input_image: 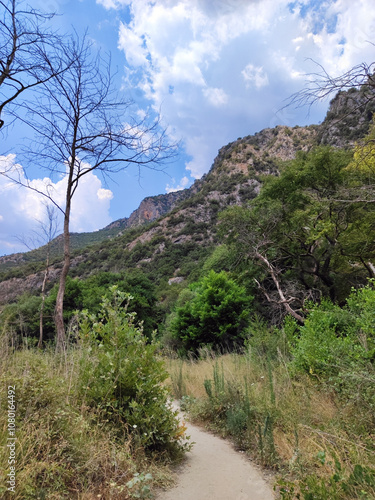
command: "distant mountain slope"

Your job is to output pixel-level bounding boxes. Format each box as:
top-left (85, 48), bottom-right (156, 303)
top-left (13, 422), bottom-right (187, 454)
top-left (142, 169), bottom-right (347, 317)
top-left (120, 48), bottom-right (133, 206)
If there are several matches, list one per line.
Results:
top-left (0, 84), bottom-right (374, 304)
top-left (0, 189), bottom-right (192, 272)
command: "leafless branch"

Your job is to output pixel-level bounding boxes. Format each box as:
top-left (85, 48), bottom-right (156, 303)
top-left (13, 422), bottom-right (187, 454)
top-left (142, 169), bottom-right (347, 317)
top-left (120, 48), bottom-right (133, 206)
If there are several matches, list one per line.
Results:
top-left (286, 58), bottom-right (375, 111)
top-left (0, 0), bottom-right (72, 131)
top-left (6, 31), bottom-right (178, 349)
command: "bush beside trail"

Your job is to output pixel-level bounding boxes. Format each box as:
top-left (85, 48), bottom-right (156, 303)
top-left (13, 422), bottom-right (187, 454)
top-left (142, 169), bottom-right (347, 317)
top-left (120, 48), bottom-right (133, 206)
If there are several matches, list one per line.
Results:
top-left (0, 288), bottom-right (190, 499)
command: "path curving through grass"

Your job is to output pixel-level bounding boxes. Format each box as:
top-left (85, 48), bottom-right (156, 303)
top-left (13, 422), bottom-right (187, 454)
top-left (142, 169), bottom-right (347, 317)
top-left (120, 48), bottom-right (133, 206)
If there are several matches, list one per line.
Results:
top-left (156, 404), bottom-right (275, 500)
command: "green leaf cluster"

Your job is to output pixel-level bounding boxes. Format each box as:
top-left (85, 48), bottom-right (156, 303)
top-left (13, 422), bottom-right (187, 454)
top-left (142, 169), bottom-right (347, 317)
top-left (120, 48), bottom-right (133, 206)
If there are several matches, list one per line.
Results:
top-left (168, 270), bottom-right (252, 354)
top-left (220, 145), bottom-right (375, 316)
top-left (1, 271), bottom-right (159, 343)
top-left (289, 280), bottom-right (375, 418)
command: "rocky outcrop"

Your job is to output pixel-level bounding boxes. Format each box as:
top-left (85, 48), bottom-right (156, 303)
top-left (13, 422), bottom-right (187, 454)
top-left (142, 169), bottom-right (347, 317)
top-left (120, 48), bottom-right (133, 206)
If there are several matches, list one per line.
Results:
top-left (105, 190), bottom-right (192, 233)
top-left (318, 85), bottom-right (375, 147)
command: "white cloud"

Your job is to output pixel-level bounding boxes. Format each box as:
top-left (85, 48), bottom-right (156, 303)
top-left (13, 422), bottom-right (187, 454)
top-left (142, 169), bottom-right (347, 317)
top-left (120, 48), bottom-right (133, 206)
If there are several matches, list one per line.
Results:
top-left (97, 0), bottom-right (130, 9)
top-left (92, 1), bottom-right (375, 184)
top-left (118, 22), bottom-right (148, 66)
top-left (166, 175), bottom-right (190, 193)
top-left (97, 188), bottom-right (114, 201)
top-left (203, 87), bottom-right (229, 106)
top-left (0, 155), bottom-right (114, 253)
top-left (242, 64), bottom-right (269, 89)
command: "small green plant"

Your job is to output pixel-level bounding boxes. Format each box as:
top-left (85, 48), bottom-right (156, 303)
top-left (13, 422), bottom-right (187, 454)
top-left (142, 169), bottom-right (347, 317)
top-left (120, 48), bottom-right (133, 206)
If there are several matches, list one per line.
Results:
top-left (78, 286), bottom-right (190, 454)
top-left (172, 361), bottom-right (186, 399)
top-left (126, 473), bottom-right (153, 499)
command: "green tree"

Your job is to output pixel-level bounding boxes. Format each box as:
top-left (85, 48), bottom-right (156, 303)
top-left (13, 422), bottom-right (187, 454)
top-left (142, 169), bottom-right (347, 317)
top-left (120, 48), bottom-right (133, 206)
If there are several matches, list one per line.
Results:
top-left (80, 271), bottom-right (159, 339)
top-left (220, 146), bottom-right (375, 321)
top-left (169, 270), bottom-right (252, 353)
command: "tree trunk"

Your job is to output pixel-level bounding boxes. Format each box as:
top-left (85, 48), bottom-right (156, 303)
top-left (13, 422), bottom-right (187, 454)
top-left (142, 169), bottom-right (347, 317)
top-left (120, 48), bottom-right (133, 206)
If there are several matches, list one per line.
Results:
top-left (55, 217), bottom-right (70, 351)
top-left (38, 245), bottom-right (50, 349)
top-left (255, 251), bottom-right (305, 323)
top-left (54, 177), bottom-right (73, 352)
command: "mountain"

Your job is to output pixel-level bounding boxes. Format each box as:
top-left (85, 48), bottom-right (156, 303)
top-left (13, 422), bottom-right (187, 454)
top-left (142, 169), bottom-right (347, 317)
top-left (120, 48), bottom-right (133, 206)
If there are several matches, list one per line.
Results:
top-left (0, 84), bottom-right (374, 305)
top-left (0, 189), bottom-right (193, 271)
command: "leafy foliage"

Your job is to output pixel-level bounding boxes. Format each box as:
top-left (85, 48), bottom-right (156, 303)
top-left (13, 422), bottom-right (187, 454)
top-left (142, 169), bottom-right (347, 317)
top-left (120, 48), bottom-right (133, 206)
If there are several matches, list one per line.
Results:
top-left (168, 270), bottom-right (252, 354)
top-left (220, 145), bottom-right (375, 322)
top-left (78, 286), bottom-right (190, 453)
top-left (291, 280), bottom-right (375, 378)
top-left (0, 271), bottom-right (160, 343)
top-left (289, 280), bottom-right (375, 431)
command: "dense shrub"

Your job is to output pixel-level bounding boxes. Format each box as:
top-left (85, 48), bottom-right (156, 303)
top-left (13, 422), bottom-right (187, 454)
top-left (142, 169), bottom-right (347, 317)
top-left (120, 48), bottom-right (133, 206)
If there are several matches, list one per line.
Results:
top-left (0, 294), bottom-right (42, 343)
top-left (168, 270), bottom-right (252, 354)
top-left (289, 280), bottom-right (375, 428)
top-left (0, 324), bottom-right (185, 498)
top-left (290, 281), bottom-right (375, 376)
top-left (0, 271), bottom-right (160, 344)
top-left (78, 286), bottom-right (190, 453)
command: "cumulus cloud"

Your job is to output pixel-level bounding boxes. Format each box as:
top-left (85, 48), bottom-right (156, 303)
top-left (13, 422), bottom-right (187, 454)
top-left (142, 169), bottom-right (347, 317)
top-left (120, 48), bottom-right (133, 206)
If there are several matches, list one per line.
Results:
top-left (0, 155), bottom-right (114, 253)
top-left (62, 1), bottom-right (375, 192)
top-left (103, 0), bottom-right (375, 184)
top-left (242, 64), bottom-right (269, 89)
top-left (97, 0), bottom-right (130, 9)
top-left (166, 175), bottom-right (190, 193)
top-left (203, 87), bottom-right (229, 106)
top-left (118, 22), bottom-right (148, 66)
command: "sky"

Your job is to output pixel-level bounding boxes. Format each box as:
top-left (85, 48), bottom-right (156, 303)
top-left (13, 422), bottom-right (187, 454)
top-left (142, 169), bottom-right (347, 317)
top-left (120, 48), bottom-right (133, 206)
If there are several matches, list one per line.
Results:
top-left (1, 0), bottom-right (375, 255)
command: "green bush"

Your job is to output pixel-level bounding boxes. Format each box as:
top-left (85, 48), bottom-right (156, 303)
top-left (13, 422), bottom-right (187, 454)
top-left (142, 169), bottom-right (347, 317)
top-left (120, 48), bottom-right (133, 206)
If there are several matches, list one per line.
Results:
top-left (290, 299), bottom-right (354, 377)
top-left (78, 286), bottom-right (190, 454)
top-left (0, 294), bottom-right (42, 342)
top-left (289, 281), bottom-right (375, 429)
top-left (169, 271), bottom-right (252, 354)
top-left (291, 281), bottom-right (375, 377)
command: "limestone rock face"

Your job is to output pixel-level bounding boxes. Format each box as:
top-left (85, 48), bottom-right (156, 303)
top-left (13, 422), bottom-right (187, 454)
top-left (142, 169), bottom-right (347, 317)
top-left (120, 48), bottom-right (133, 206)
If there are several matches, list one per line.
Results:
top-left (168, 277), bottom-right (185, 285)
top-left (106, 190), bottom-right (191, 233)
top-left (318, 85), bottom-right (375, 147)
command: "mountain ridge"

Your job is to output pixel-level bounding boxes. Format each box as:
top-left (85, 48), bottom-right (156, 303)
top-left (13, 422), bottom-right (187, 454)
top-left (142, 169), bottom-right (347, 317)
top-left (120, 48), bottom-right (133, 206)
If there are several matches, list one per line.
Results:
top-left (1, 83), bottom-right (375, 304)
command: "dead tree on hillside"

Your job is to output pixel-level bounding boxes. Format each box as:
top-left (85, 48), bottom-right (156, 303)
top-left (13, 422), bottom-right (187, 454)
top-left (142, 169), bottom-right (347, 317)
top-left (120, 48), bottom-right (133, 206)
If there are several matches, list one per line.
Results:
top-left (286, 59), bottom-right (375, 111)
top-left (16, 203), bottom-right (59, 348)
top-left (15, 33), bottom-right (177, 351)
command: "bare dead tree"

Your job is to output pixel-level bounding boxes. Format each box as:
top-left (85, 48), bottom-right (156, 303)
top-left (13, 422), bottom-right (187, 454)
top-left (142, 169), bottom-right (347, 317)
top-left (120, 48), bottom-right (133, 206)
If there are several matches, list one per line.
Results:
top-left (0, 0), bottom-right (70, 132)
top-left (12, 33), bottom-right (177, 350)
top-left (36, 204), bottom-right (59, 348)
top-left (286, 59), bottom-right (375, 111)
top-left (253, 253), bottom-right (305, 323)
top-left (220, 205), bottom-right (307, 323)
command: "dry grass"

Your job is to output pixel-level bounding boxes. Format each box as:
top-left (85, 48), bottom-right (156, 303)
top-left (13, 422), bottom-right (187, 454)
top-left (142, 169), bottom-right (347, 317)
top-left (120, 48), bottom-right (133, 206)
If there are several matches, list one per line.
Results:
top-left (0, 344), bottom-right (175, 499)
top-left (166, 351), bottom-right (375, 499)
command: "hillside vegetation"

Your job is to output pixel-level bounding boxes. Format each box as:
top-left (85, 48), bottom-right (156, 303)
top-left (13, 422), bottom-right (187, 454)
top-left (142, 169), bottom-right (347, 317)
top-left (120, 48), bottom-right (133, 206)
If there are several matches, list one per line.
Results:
top-left (1, 84), bottom-right (375, 498)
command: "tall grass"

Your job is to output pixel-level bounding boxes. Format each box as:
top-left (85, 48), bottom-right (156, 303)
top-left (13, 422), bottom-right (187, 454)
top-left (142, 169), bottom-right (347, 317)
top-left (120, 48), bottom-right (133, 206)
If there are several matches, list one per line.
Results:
top-left (0, 336), bottom-right (179, 499)
top-left (167, 349), bottom-right (375, 499)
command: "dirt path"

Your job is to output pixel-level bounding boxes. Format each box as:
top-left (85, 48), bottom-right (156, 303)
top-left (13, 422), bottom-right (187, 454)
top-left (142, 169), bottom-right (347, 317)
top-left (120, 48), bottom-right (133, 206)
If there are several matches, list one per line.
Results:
top-left (156, 405), bottom-right (275, 500)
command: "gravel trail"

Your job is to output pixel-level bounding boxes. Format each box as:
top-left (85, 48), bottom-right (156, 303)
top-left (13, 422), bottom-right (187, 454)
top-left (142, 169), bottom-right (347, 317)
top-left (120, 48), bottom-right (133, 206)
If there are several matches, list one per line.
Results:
top-left (156, 406), bottom-right (275, 500)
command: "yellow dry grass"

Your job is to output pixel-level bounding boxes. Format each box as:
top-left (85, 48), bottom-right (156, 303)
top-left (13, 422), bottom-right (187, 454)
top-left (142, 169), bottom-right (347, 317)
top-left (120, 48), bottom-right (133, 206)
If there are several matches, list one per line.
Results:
top-left (166, 351), bottom-right (375, 491)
